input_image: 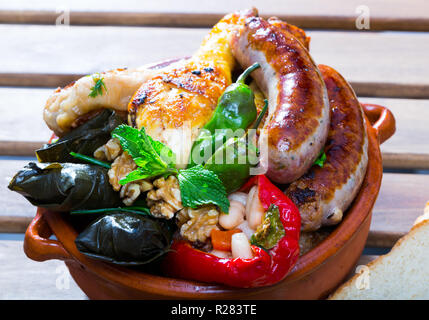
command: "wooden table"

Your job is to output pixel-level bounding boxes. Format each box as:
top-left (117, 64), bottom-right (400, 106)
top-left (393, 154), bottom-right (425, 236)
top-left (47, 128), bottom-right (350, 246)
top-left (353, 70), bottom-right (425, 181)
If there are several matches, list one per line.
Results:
top-left (1, 0), bottom-right (428, 299)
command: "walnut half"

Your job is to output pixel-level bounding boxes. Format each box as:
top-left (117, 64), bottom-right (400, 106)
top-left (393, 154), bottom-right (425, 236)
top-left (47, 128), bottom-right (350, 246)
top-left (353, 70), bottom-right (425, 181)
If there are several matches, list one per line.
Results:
top-left (94, 138), bottom-right (122, 161)
top-left (176, 205), bottom-right (220, 243)
top-left (147, 176), bottom-right (183, 219)
top-left (120, 180), bottom-right (154, 206)
top-left (107, 151), bottom-right (137, 191)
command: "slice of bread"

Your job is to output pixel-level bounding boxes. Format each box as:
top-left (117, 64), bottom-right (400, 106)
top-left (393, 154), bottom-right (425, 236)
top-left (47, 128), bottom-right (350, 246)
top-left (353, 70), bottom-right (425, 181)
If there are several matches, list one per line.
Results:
top-left (329, 203), bottom-right (429, 300)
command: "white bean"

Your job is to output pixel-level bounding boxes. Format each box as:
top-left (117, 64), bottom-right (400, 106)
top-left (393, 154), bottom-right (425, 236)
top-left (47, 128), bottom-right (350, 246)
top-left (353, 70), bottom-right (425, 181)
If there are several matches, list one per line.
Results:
top-left (219, 200), bottom-right (245, 230)
top-left (228, 192), bottom-right (248, 206)
top-left (245, 186), bottom-right (256, 219)
top-left (209, 249), bottom-right (232, 259)
top-left (237, 220), bottom-right (255, 240)
top-left (245, 185), bottom-right (265, 229)
top-left (231, 232), bottom-right (253, 259)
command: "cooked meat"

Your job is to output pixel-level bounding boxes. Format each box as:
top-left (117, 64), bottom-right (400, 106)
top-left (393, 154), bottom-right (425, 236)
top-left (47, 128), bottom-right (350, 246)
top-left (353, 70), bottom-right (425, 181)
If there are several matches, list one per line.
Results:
top-left (267, 17), bottom-right (311, 50)
top-left (44, 67), bottom-right (156, 136)
top-left (230, 16), bottom-right (330, 184)
top-left (128, 9), bottom-right (257, 168)
top-left (285, 65), bottom-right (368, 231)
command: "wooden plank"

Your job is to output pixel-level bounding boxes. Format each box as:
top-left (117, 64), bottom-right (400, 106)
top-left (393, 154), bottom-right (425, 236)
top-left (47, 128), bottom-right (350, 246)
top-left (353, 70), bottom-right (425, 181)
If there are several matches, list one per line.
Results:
top-left (360, 97), bottom-right (429, 170)
top-left (0, 141), bottom-right (44, 156)
top-left (0, 159), bottom-right (38, 222)
top-left (356, 255), bottom-right (379, 266)
top-left (0, 240), bottom-right (87, 299)
top-left (0, 87), bottom-right (52, 144)
top-left (1, 0), bottom-right (429, 31)
top-left (368, 172), bottom-right (429, 247)
top-left (1, 158), bottom-right (427, 248)
top-left (0, 216), bottom-right (32, 233)
top-left (0, 25), bottom-right (205, 76)
top-left (0, 25), bottom-right (428, 97)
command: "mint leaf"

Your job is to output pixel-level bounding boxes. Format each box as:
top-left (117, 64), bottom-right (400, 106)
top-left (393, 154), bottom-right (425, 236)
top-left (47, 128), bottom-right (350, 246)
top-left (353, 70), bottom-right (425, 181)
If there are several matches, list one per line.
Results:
top-left (177, 165), bottom-right (229, 213)
top-left (250, 204), bottom-right (285, 250)
top-left (112, 125), bottom-right (229, 213)
top-left (112, 125), bottom-right (177, 185)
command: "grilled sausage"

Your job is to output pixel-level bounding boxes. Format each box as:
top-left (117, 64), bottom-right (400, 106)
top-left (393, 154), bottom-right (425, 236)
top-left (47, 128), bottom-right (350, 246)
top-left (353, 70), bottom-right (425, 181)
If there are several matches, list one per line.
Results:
top-left (285, 64), bottom-right (368, 231)
top-left (267, 17), bottom-right (311, 51)
top-left (230, 16), bottom-right (330, 184)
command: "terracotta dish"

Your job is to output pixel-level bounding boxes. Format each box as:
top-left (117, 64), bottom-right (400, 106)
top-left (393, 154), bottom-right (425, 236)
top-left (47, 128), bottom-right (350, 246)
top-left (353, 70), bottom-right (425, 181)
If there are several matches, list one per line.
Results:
top-left (23, 103), bottom-right (395, 300)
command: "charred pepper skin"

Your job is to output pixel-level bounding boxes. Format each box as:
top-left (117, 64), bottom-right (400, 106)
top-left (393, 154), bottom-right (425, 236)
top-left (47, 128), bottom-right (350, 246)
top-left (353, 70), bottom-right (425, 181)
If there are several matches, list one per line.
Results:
top-left (161, 175), bottom-right (300, 288)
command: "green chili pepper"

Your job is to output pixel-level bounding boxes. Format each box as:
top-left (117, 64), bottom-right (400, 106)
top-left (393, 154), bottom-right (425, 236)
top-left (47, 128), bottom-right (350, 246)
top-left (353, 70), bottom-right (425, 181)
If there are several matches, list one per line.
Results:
top-left (188, 63), bottom-right (260, 167)
top-left (204, 99), bottom-right (268, 193)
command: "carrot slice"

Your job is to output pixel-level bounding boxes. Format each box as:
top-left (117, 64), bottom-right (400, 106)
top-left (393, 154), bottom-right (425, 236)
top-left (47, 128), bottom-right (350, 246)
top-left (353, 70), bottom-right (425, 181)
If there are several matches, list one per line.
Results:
top-left (211, 228), bottom-right (242, 251)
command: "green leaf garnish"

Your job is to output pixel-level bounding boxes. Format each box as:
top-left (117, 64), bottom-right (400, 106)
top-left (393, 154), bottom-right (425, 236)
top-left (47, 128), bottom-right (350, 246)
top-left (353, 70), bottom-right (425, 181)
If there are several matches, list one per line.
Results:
top-left (314, 150), bottom-right (327, 168)
top-left (112, 124), bottom-right (230, 212)
top-left (88, 73), bottom-right (107, 98)
top-left (112, 125), bottom-right (177, 185)
top-left (71, 206), bottom-right (150, 216)
top-left (177, 165), bottom-right (229, 213)
top-left (250, 204), bottom-right (285, 250)
top-left (69, 151), bottom-right (111, 169)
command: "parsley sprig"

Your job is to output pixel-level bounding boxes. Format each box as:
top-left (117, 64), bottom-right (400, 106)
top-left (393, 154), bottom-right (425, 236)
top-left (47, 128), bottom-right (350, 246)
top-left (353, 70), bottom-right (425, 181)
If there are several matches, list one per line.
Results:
top-left (112, 125), bottom-right (230, 212)
top-left (88, 73), bottom-right (107, 98)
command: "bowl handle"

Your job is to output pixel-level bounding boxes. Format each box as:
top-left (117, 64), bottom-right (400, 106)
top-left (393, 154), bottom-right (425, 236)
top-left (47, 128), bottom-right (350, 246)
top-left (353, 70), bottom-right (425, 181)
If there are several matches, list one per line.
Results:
top-left (24, 209), bottom-right (71, 262)
top-left (361, 103), bottom-right (396, 144)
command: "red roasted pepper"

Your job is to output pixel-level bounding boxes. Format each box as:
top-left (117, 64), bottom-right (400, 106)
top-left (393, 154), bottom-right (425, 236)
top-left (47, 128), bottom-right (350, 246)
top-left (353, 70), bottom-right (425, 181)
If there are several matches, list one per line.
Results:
top-left (162, 175), bottom-right (301, 288)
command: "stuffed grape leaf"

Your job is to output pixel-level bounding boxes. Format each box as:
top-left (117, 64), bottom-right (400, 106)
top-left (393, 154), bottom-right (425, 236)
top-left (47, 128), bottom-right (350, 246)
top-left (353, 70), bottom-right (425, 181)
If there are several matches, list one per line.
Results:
top-left (75, 212), bottom-right (174, 265)
top-left (35, 109), bottom-right (124, 163)
top-left (8, 162), bottom-right (121, 212)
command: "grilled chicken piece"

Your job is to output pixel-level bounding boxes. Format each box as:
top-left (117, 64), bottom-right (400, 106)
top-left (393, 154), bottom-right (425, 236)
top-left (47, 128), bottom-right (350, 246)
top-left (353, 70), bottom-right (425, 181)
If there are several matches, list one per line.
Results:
top-left (128, 9), bottom-right (257, 168)
top-left (44, 67), bottom-right (157, 136)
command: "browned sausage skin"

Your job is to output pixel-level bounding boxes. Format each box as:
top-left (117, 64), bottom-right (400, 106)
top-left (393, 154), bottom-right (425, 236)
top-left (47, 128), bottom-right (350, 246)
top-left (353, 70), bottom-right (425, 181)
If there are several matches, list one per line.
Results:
top-left (267, 17), bottom-right (311, 51)
top-left (285, 65), bottom-right (368, 231)
top-left (230, 16), bottom-right (330, 184)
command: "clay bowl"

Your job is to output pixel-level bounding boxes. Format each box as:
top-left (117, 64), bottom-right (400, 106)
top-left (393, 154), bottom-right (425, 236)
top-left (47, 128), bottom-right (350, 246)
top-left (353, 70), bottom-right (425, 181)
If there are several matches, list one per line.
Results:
top-left (23, 103), bottom-right (395, 300)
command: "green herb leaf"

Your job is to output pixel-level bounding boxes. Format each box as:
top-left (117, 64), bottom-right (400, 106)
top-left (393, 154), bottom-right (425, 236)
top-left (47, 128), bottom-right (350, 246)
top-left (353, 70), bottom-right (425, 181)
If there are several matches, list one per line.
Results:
top-left (250, 204), bottom-right (285, 250)
top-left (112, 125), bottom-right (177, 185)
top-left (69, 152), bottom-right (111, 169)
top-left (314, 150), bottom-right (327, 168)
top-left (177, 165), bottom-right (229, 213)
top-left (119, 166), bottom-right (177, 185)
top-left (88, 73), bottom-right (107, 98)
top-left (112, 125), bottom-right (229, 213)
top-left (71, 206), bottom-right (151, 216)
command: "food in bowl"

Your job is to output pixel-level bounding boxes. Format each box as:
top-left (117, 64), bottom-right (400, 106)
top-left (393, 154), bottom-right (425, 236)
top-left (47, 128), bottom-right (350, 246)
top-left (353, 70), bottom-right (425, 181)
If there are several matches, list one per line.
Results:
top-left (9, 8), bottom-right (369, 289)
